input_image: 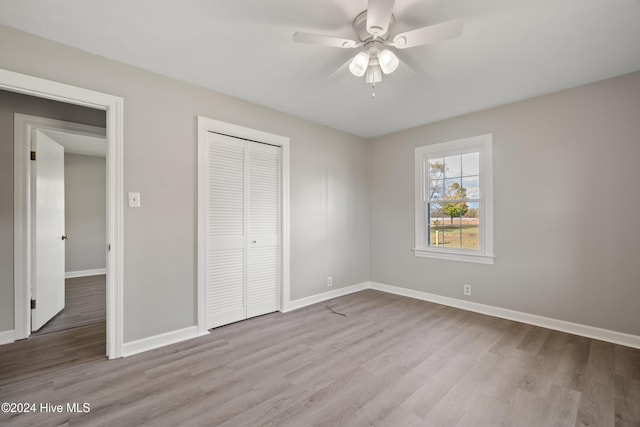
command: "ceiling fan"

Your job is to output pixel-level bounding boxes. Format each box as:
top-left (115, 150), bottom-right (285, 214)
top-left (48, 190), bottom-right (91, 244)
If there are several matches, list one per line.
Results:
top-left (293, 0), bottom-right (463, 97)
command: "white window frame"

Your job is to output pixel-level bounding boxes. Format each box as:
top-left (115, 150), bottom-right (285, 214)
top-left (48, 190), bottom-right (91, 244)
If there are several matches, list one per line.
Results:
top-left (414, 134), bottom-right (494, 264)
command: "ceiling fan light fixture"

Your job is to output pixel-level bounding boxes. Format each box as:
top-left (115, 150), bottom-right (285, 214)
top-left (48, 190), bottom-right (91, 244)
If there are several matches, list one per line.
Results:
top-left (349, 51), bottom-right (370, 77)
top-left (365, 63), bottom-right (383, 84)
top-left (292, 5), bottom-right (465, 98)
top-left (378, 49), bottom-right (399, 74)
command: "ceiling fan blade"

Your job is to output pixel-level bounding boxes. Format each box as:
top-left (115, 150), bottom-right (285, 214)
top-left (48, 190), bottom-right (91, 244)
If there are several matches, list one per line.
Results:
top-left (394, 50), bottom-right (428, 77)
top-left (392, 56), bottom-right (416, 80)
top-left (293, 32), bottom-right (359, 48)
top-left (327, 57), bottom-right (354, 81)
top-left (366, 0), bottom-right (396, 37)
top-left (391, 19), bottom-right (463, 49)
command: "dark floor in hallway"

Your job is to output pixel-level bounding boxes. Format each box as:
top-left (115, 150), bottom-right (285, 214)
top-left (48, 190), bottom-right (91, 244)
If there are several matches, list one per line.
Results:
top-left (33, 274), bottom-right (105, 336)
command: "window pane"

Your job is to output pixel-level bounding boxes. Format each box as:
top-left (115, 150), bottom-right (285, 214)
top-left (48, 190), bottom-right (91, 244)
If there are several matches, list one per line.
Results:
top-left (462, 201), bottom-right (480, 250)
top-left (444, 178), bottom-right (462, 199)
top-left (462, 152), bottom-right (479, 176)
top-left (428, 159), bottom-right (445, 200)
top-left (442, 202), bottom-right (462, 248)
top-left (462, 176), bottom-right (479, 199)
top-left (428, 158), bottom-right (444, 181)
top-left (431, 198), bottom-right (480, 250)
top-left (444, 155), bottom-right (461, 178)
top-left (428, 203), bottom-right (444, 247)
top-left (429, 178), bottom-right (444, 201)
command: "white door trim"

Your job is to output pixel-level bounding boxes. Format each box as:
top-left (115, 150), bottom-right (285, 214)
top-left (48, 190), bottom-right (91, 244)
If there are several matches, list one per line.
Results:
top-left (197, 116), bottom-right (290, 333)
top-left (3, 68), bottom-right (124, 359)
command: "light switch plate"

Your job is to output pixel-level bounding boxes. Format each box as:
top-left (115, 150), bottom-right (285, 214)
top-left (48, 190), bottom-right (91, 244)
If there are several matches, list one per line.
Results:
top-left (128, 192), bottom-right (141, 208)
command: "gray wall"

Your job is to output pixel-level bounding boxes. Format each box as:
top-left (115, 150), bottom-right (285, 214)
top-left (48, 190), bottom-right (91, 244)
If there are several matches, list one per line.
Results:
top-left (0, 25), bottom-right (370, 341)
top-left (0, 89), bottom-right (105, 333)
top-left (64, 153), bottom-right (107, 273)
top-left (370, 71), bottom-right (640, 336)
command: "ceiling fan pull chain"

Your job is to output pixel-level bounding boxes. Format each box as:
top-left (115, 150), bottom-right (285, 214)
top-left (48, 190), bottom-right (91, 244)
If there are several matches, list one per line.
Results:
top-left (372, 83), bottom-right (376, 99)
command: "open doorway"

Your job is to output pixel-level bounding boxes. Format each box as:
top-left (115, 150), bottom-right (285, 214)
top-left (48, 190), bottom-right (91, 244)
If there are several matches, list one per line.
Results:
top-left (0, 68), bottom-right (124, 359)
top-left (23, 119), bottom-right (108, 337)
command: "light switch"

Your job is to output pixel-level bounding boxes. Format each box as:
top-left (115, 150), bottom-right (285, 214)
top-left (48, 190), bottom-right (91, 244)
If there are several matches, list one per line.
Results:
top-left (128, 192), bottom-right (141, 208)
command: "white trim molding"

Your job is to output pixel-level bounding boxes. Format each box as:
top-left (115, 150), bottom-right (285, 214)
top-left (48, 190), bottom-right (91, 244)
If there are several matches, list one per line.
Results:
top-left (369, 282), bottom-right (640, 349)
top-left (2, 68), bottom-right (124, 359)
top-left (282, 282), bottom-right (370, 313)
top-left (0, 330), bottom-right (15, 345)
top-left (65, 269), bottom-right (107, 279)
top-left (412, 249), bottom-right (494, 265)
top-left (197, 116), bottom-right (290, 334)
top-left (123, 281), bottom-right (367, 356)
top-left (5, 278), bottom-right (637, 353)
top-left (122, 326), bottom-right (209, 357)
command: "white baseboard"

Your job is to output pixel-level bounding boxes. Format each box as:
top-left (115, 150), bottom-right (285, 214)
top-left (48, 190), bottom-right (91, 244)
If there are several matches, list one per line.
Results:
top-left (282, 281), bottom-right (370, 313)
top-left (65, 268), bottom-right (107, 278)
top-left (7, 278), bottom-right (635, 354)
top-left (369, 281), bottom-right (640, 349)
top-left (122, 326), bottom-right (209, 357)
top-left (0, 329), bottom-right (15, 345)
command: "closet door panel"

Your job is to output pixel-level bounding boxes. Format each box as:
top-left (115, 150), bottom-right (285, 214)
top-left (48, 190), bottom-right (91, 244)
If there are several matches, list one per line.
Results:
top-left (206, 133), bottom-right (246, 329)
top-left (247, 143), bottom-right (281, 318)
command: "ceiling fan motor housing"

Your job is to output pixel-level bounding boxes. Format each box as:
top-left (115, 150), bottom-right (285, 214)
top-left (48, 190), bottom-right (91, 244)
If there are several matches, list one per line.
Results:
top-left (365, 40), bottom-right (383, 55)
top-left (353, 10), bottom-right (394, 42)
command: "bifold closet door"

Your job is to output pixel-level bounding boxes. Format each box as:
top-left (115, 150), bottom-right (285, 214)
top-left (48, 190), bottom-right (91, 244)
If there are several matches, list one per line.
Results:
top-left (206, 133), bottom-right (246, 329)
top-left (246, 143), bottom-right (281, 318)
top-left (205, 132), bottom-right (281, 329)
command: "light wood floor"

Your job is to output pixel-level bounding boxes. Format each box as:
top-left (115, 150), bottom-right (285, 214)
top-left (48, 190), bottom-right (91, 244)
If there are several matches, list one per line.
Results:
top-left (1, 290), bottom-right (639, 426)
top-left (32, 275), bottom-right (106, 335)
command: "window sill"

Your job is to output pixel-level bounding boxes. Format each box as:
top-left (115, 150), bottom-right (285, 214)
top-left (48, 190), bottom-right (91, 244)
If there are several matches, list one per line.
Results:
top-left (412, 248), bottom-right (495, 265)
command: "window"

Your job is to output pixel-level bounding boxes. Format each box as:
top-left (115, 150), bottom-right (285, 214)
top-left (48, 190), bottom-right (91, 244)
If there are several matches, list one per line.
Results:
top-left (414, 134), bottom-right (494, 264)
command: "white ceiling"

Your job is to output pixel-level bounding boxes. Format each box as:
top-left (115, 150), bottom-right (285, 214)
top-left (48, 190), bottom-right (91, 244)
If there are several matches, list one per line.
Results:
top-left (41, 129), bottom-right (107, 157)
top-left (1, 0), bottom-right (639, 138)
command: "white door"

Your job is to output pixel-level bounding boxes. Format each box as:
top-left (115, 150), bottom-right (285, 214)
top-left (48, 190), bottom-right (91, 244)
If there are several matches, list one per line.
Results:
top-left (246, 143), bottom-right (281, 318)
top-left (205, 132), bottom-right (281, 329)
top-left (32, 130), bottom-right (66, 331)
top-left (206, 133), bottom-right (246, 328)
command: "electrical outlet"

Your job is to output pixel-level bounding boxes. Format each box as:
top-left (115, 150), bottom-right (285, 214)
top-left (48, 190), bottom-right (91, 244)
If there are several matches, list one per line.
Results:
top-left (463, 284), bottom-right (471, 296)
top-left (327, 276), bottom-right (333, 287)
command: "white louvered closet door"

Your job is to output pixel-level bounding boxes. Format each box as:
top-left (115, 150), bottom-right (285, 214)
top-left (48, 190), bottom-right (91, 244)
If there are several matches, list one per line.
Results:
top-left (206, 133), bottom-right (246, 329)
top-left (247, 143), bottom-right (281, 318)
top-left (205, 132), bottom-right (281, 329)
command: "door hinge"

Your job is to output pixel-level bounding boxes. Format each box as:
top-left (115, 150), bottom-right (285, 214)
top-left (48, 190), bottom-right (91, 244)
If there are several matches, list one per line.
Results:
top-left (31, 299), bottom-right (36, 309)
top-left (30, 151), bottom-right (36, 161)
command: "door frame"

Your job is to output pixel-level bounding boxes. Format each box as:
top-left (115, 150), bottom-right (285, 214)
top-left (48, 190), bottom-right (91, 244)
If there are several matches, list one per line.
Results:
top-left (2, 68), bottom-right (124, 359)
top-left (196, 116), bottom-right (290, 333)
